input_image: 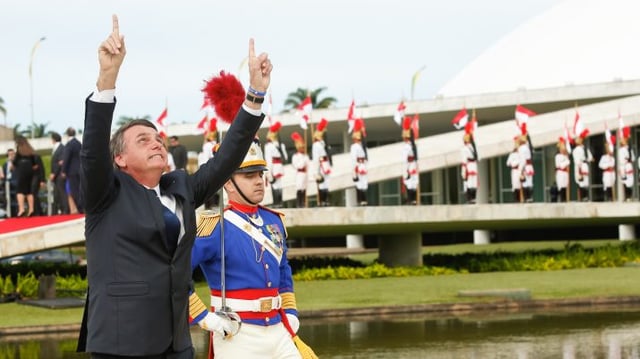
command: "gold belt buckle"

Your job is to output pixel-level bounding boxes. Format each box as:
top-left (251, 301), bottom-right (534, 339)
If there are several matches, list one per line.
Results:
top-left (259, 298), bottom-right (272, 312)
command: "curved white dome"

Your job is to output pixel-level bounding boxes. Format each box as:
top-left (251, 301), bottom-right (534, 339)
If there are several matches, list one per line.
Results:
top-left (438, 0), bottom-right (640, 96)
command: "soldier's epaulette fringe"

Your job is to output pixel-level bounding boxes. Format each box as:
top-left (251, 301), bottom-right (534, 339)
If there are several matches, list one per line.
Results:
top-left (196, 210), bottom-right (220, 237)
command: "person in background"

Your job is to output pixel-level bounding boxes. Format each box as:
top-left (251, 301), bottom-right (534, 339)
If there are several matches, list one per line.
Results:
top-left (401, 117), bottom-right (419, 205)
top-left (506, 136), bottom-right (522, 202)
top-left (555, 138), bottom-right (571, 202)
top-left (350, 118), bottom-right (368, 206)
top-left (1, 149), bottom-right (17, 216)
top-left (599, 140), bottom-right (616, 202)
top-left (263, 121), bottom-right (287, 208)
top-left (291, 132), bottom-right (309, 208)
top-left (460, 131), bottom-right (478, 204)
top-left (617, 127), bottom-right (634, 201)
top-left (62, 126), bottom-right (83, 213)
top-left (12, 136), bottom-right (38, 217)
top-left (197, 119), bottom-right (219, 209)
top-left (169, 135), bottom-right (188, 171)
top-left (31, 151), bottom-right (46, 215)
top-left (516, 129), bottom-right (534, 203)
top-left (75, 15), bottom-right (271, 358)
top-left (572, 131), bottom-right (593, 201)
top-left (189, 140), bottom-right (313, 358)
top-left (312, 118), bottom-right (331, 206)
top-left (50, 132), bottom-right (69, 215)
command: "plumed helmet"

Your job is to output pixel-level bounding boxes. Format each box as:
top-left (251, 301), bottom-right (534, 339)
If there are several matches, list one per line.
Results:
top-left (235, 139), bottom-right (268, 173)
top-left (267, 121), bottom-right (282, 141)
top-left (291, 132), bottom-right (305, 149)
top-left (402, 116), bottom-right (412, 138)
top-left (314, 118), bottom-right (328, 140)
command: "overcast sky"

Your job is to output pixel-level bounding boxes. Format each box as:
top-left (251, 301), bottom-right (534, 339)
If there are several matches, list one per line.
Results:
top-left (0, 0), bottom-right (558, 134)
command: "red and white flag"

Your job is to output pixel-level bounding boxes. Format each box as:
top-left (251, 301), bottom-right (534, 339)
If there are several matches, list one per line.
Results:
top-left (515, 104), bottom-right (536, 126)
top-left (297, 96), bottom-right (312, 129)
top-left (155, 107), bottom-right (168, 138)
top-left (604, 122), bottom-right (615, 150)
top-left (411, 113), bottom-right (420, 139)
top-left (196, 115), bottom-right (208, 132)
top-left (451, 108), bottom-right (468, 130)
top-left (347, 99), bottom-right (356, 133)
top-left (200, 98), bottom-right (211, 111)
top-left (393, 101), bottom-right (406, 126)
top-left (573, 110), bottom-right (589, 139)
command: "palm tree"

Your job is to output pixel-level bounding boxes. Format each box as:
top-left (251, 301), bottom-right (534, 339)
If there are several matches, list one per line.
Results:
top-left (283, 87), bottom-right (337, 112)
top-left (0, 96), bottom-right (6, 119)
top-left (116, 115), bottom-right (151, 128)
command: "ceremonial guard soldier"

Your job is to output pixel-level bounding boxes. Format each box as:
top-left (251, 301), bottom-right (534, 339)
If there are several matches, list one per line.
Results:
top-left (555, 138), bottom-right (571, 202)
top-left (572, 130), bottom-right (594, 201)
top-left (290, 132), bottom-right (310, 208)
top-left (517, 127), bottom-right (535, 203)
top-left (312, 118), bottom-right (332, 206)
top-left (505, 136), bottom-right (522, 202)
top-left (197, 119), bottom-right (219, 209)
top-left (618, 127), bottom-right (634, 201)
top-left (189, 140), bottom-right (315, 358)
top-left (460, 128), bottom-right (478, 204)
top-left (599, 138), bottom-right (616, 202)
top-left (263, 121), bottom-right (287, 208)
top-left (350, 119), bottom-right (368, 206)
top-left (401, 117), bottom-right (419, 205)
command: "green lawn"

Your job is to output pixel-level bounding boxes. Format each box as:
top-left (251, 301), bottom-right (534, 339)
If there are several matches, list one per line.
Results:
top-left (2, 266), bottom-right (638, 328)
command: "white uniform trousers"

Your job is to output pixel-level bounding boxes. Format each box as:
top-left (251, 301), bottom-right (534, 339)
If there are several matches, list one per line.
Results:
top-left (213, 322), bottom-right (301, 359)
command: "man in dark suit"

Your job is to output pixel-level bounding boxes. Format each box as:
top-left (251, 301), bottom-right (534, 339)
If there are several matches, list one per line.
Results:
top-left (77, 15), bottom-right (272, 358)
top-left (168, 136), bottom-right (188, 170)
top-left (50, 132), bottom-right (69, 215)
top-left (62, 126), bottom-right (83, 213)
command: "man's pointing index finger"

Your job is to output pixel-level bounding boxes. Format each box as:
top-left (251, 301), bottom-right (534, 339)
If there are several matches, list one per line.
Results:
top-left (248, 38), bottom-right (255, 59)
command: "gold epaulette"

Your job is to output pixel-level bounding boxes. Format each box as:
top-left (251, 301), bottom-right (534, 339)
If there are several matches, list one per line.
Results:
top-left (196, 210), bottom-right (220, 237)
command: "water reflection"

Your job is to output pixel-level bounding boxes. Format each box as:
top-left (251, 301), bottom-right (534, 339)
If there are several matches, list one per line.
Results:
top-left (1, 308), bottom-right (640, 358)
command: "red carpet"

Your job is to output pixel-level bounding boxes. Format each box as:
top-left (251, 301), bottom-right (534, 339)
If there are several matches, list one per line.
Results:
top-left (0, 214), bottom-right (85, 235)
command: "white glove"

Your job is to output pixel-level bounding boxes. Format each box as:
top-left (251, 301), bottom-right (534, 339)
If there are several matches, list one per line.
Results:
top-left (198, 312), bottom-right (241, 338)
top-left (286, 313), bottom-right (300, 334)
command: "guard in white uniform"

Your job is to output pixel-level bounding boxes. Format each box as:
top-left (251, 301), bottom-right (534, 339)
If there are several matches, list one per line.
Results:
top-left (618, 127), bottom-right (634, 201)
top-left (311, 119), bottom-right (332, 206)
top-left (460, 132), bottom-right (478, 204)
top-left (555, 138), bottom-right (571, 202)
top-left (517, 133), bottom-right (535, 203)
top-left (350, 119), bottom-right (368, 206)
top-left (290, 132), bottom-right (310, 208)
top-left (572, 133), bottom-right (594, 201)
top-left (599, 141), bottom-right (616, 201)
top-left (264, 122), bottom-right (287, 208)
top-left (505, 136), bottom-right (522, 202)
top-left (401, 117), bottom-right (419, 205)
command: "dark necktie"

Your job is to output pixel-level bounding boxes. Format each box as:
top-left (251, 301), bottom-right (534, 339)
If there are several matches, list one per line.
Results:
top-left (150, 189), bottom-right (180, 254)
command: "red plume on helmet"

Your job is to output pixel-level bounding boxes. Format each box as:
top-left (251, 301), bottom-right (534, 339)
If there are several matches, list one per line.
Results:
top-left (208, 118), bottom-right (218, 133)
top-left (202, 71), bottom-right (245, 124)
top-left (269, 121), bottom-right (282, 133)
top-left (316, 118), bottom-right (328, 132)
top-left (291, 132), bottom-right (303, 143)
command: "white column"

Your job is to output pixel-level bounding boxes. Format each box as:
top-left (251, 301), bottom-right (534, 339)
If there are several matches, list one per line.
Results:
top-left (618, 224), bottom-right (636, 241)
top-left (474, 159), bottom-right (491, 244)
top-left (345, 188), bottom-right (364, 248)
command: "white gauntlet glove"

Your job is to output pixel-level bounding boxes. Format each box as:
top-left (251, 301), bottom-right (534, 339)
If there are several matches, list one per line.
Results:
top-left (198, 311), bottom-right (241, 338)
top-left (286, 313), bottom-right (300, 334)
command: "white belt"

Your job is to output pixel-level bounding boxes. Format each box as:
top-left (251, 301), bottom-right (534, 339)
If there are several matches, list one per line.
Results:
top-left (210, 295), bottom-right (282, 313)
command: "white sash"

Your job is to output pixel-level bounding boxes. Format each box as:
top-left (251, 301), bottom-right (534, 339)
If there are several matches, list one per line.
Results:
top-left (225, 210), bottom-right (283, 264)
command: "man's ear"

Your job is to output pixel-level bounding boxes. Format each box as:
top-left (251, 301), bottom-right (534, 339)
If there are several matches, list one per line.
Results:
top-left (223, 179), bottom-right (234, 193)
top-left (114, 154), bottom-right (126, 169)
